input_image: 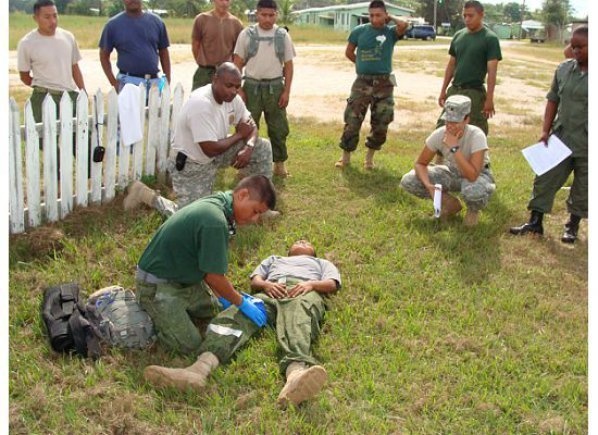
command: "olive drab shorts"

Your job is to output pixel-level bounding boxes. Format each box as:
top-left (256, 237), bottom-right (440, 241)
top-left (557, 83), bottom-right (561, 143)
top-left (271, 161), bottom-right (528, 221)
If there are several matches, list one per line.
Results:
top-left (199, 279), bottom-right (327, 375)
top-left (339, 74), bottom-right (395, 152)
top-left (136, 279), bottom-right (221, 355)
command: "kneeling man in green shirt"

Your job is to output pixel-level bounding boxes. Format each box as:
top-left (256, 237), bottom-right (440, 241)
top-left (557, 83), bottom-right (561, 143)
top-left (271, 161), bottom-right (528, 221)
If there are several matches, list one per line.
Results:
top-left (135, 174), bottom-right (277, 356)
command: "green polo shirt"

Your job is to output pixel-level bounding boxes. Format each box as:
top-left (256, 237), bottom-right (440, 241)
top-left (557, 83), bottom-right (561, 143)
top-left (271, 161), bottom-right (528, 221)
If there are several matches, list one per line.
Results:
top-left (349, 24), bottom-right (399, 75)
top-left (449, 26), bottom-right (502, 88)
top-left (547, 59), bottom-right (588, 156)
top-left (138, 191), bottom-right (234, 284)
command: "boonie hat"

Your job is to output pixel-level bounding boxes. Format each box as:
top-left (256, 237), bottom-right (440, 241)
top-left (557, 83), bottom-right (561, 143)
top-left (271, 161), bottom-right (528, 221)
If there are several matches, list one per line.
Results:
top-left (441, 95), bottom-right (472, 122)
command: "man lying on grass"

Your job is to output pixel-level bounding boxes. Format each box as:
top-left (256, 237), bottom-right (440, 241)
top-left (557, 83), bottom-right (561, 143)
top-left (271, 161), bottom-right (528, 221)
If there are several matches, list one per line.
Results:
top-left (144, 239), bottom-right (341, 408)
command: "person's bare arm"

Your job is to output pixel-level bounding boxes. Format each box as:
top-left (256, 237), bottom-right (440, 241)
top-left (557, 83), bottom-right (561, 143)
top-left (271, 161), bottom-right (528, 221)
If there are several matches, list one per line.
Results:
top-left (159, 47), bottom-right (171, 83)
top-left (345, 42), bottom-right (357, 63)
top-left (438, 56), bottom-right (456, 107)
top-left (251, 274), bottom-right (338, 299)
top-left (540, 99), bottom-right (559, 144)
top-left (19, 71), bottom-right (32, 87)
top-left (99, 48), bottom-right (118, 91)
top-left (414, 146), bottom-right (438, 198)
top-left (388, 14), bottom-right (408, 36)
top-left (483, 59), bottom-right (499, 118)
top-left (204, 273), bottom-right (243, 306)
top-left (72, 63), bottom-right (85, 91)
top-left (279, 60), bottom-right (293, 108)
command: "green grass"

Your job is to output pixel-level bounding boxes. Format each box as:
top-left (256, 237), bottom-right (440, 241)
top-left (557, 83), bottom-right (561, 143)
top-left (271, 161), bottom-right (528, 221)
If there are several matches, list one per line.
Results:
top-left (9, 117), bottom-right (587, 433)
top-left (9, 16), bottom-right (586, 433)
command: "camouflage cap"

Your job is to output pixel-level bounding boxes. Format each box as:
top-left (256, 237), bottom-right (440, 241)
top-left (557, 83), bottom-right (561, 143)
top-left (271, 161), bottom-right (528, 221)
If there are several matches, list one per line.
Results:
top-left (441, 95), bottom-right (472, 122)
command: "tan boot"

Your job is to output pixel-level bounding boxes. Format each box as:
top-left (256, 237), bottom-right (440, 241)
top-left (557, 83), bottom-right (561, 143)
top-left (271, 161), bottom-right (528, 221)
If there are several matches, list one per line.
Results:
top-left (440, 193), bottom-right (462, 217)
top-left (464, 209), bottom-right (479, 227)
top-left (364, 148), bottom-right (376, 170)
top-left (143, 352), bottom-right (219, 391)
top-left (335, 151), bottom-right (351, 168)
top-left (277, 362), bottom-right (328, 408)
top-left (273, 162), bottom-right (290, 177)
top-left (123, 180), bottom-right (157, 211)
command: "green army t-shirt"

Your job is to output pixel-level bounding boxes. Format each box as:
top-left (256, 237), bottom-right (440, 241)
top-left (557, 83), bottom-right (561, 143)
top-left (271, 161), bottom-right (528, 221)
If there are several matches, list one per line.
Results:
top-left (138, 191), bottom-right (233, 284)
top-left (449, 26), bottom-right (502, 88)
top-left (349, 24), bottom-right (399, 75)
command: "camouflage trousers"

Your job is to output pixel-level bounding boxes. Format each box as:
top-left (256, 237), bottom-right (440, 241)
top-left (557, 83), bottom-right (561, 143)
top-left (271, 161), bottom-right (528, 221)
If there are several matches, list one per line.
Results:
top-left (136, 278), bottom-right (222, 355)
top-left (192, 65), bottom-right (216, 91)
top-left (243, 77), bottom-right (290, 162)
top-left (154, 138), bottom-right (272, 217)
top-left (436, 85), bottom-right (488, 136)
top-left (400, 164), bottom-right (496, 211)
top-left (339, 74), bottom-right (395, 152)
top-left (199, 282), bottom-right (327, 375)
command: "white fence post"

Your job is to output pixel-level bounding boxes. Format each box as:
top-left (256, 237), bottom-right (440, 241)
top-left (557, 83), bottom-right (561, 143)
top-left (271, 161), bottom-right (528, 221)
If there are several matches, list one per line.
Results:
top-left (59, 92), bottom-right (74, 220)
top-left (104, 89), bottom-right (118, 201)
top-left (156, 82), bottom-right (171, 184)
top-left (75, 92), bottom-right (89, 207)
top-left (42, 95), bottom-right (59, 223)
top-left (24, 101), bottom-right (41, 228)
top-left (9, 98), bottom-right (25, 234)
top-left (89, 90), bottom-right (103, 204)
top-left (132, 84), bottom-right (147, 181)
top-left (145, 85), bottom-right (160, 177)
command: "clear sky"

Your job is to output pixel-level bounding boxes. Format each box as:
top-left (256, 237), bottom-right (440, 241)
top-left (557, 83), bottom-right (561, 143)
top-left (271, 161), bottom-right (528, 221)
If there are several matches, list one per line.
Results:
top-left (483, 0), bottom-right (589, 19)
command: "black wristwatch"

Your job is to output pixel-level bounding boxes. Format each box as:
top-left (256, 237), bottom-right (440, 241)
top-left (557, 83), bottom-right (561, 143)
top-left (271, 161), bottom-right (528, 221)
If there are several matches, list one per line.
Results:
top-left (449, 146), bottom-right (460, 154)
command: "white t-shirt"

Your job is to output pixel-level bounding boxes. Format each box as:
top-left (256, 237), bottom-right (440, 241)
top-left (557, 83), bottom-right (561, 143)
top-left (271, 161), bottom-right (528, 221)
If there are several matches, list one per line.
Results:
top-left (171, 84), bottom-right (251, 163)
top-left (17, 27), bottom-right (81, 92)
top-left (234, 25), bottom-right (296, 80)
top-left (425, 124), bottom-right (490, 172)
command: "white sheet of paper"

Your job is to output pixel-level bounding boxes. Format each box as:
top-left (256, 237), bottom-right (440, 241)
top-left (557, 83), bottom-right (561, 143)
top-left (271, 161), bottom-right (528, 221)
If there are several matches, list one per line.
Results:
top-left (433, 184), bottom-right (442, 218)
top-left (521, 135), bottom-right (572, 176)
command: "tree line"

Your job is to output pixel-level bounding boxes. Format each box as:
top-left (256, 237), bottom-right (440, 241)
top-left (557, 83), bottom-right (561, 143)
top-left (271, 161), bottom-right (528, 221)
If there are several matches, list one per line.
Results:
top-left (9, 0), bottom-right (583, 29)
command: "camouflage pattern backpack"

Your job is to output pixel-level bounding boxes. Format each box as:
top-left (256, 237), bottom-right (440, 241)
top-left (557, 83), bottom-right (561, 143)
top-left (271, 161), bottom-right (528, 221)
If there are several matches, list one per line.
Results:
top-left (85, 285), bottom-right (155, 349)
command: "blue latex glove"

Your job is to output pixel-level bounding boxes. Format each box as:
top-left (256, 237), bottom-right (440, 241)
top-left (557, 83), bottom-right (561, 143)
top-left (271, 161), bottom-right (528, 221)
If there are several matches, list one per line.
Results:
top-left (218, 297), bottom-right (232, 310)
top-left (238, 293), bottom-right (267, 327)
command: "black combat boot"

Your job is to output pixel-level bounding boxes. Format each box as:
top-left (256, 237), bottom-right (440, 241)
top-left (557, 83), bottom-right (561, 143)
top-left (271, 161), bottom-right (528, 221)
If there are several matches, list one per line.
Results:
top-left (509, 210), bottom-right (544, 236)
top-left (561, 214), bottom-right (581, 244)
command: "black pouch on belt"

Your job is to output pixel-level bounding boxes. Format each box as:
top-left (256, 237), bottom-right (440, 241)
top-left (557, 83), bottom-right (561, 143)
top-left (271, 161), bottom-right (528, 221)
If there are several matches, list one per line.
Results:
top-left (175, 152), bottom-right (187, 171)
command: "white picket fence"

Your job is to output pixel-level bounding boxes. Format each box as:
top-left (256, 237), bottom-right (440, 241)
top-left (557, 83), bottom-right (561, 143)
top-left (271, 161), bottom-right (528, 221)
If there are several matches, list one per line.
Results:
top-left (9, 82), bottom-right (185, 234)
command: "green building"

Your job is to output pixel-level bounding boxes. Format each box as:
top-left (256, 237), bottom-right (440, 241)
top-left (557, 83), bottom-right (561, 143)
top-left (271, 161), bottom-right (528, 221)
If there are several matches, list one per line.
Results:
top-left (292, 2), bottom-right (414, 31)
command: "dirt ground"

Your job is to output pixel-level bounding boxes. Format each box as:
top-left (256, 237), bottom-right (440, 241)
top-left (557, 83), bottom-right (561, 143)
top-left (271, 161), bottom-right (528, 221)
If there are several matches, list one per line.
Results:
top-left (8, 41), bottom-right (549, 131)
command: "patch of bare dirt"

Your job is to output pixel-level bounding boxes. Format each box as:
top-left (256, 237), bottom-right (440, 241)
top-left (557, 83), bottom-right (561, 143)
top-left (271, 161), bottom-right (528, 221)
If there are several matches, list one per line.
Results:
top-left (8, 43), bottom-right (547, 132)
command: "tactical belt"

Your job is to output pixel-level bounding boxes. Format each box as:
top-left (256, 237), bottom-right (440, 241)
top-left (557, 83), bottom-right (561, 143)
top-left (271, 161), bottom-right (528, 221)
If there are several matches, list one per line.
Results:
top-left (357, 74), bottom-right (390, 80)
top-left (119, 71), bottom-right (158, 79)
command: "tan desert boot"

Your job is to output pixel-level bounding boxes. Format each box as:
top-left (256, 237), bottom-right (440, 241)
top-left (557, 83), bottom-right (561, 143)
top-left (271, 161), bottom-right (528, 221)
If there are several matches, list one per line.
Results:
top-left (335, 151), bottom-right (351, 168)
top-left (143, 352), bottom-right (219, 391)
top-left (277, 362), bottom-right (328, 408)
top-left (273, 162), bottom-right (290, 177)
top-left (123, 180), bottom-right (158, 211)
top-left (364, 148), bottom-right (376, 170)
top-left (440, 193), bottom-right (462, 217)
top-left (464, 209), bottom-right (479, 227)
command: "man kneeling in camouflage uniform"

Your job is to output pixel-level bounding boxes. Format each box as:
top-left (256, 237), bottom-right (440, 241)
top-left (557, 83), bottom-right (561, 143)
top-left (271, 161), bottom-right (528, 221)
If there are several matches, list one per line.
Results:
top-left (144, 240), bottom-right (341, 408)
top-left (400, 95), bottom-right (495, 226)
top-left (124, 62), bottom-right (274, 218)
